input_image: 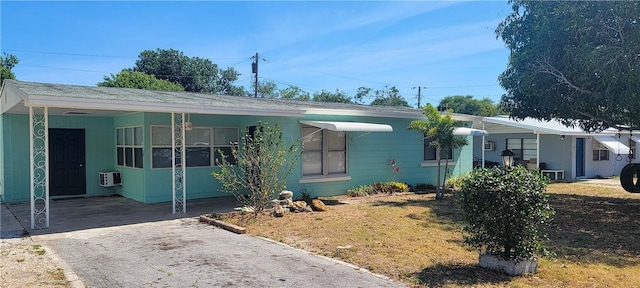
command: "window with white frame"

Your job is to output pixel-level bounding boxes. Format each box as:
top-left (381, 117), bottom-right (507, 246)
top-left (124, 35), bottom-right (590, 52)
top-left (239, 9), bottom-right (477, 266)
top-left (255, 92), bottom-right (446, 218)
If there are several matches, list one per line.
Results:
top-left (506, 138), bottom-right (537, 160)
top-left (423, 136), bottom-right (453, 161)
top-left (151, 126), bottom-right (238, 168)
top-left (116, 127), bottom-right (143, 168)
top-left (301, 126), bottom-right (347, 177)
top-left (592, 141), bottom-right (610, 161)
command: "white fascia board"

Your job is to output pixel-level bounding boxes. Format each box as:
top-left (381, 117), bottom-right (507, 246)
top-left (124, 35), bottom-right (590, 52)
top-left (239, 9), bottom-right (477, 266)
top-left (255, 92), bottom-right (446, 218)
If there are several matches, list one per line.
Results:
top-left (24, 96), bottom-right (305, 117)
top-left (453, 127), bottom-right (488, 136)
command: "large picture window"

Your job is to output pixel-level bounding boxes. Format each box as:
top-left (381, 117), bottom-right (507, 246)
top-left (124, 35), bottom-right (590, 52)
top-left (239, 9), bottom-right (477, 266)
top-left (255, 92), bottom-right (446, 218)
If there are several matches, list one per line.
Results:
top-left (423, 136), bottom-right (453, 161)
top-left (506, 138), bottom-right (536, 161)
top-left (116, 127), bottom-right (143, 168)
top-left (301, 127), bottom-right (347, 177)
top-left (151, 126), bottom-right (238, 168)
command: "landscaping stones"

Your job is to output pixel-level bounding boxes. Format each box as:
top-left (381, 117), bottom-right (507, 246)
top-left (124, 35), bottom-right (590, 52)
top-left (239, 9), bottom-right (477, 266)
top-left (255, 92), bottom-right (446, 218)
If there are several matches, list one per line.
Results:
top-left (311, 199), bottom-right (328, 211)
top-left (273, 205), bottom-right (285, 217)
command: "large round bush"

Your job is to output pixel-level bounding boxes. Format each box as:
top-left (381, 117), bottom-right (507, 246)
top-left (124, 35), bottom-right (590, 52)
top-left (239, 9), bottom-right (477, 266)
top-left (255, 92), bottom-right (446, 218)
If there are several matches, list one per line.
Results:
top-left (457, 166), bottom-right (554, 261)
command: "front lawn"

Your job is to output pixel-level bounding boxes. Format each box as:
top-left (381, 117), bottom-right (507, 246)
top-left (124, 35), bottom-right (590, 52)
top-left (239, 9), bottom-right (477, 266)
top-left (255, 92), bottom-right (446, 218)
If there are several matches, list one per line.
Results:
top-left (220, 181), bottom-right (640, 287)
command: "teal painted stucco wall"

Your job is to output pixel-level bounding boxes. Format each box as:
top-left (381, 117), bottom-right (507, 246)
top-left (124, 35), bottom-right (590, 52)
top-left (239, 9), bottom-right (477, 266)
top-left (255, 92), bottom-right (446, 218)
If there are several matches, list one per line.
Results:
top-left (1, 111), bottom-right (475, 203)
top-left (1, 114), bottom-right (115, 202)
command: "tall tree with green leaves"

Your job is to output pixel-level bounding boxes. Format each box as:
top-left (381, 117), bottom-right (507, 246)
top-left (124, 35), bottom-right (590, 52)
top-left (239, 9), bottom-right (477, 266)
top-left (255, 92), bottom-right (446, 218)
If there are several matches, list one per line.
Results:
top-left (438, 95), bottom-right (498, 116)
top-left (408, 104), bottom-right (467, 199)
top-left (370, 86), bottom-right (410, 107)
top-left (1, 53), bottom-right (19, 82)
top-left (312, 89), bottom-right (352, 103)
top-left (132, 48), bottom-right (243, 95)
top-left (279, 85), bottom-right (310, 100)
top-left (97, 70), bottom-right (184, 91)
top-left (496, 1), bottom-right (640, 132)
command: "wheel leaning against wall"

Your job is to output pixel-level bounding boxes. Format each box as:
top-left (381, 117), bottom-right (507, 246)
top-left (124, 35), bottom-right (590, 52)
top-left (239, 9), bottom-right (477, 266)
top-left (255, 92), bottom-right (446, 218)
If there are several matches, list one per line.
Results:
top-left (620, 163), bottom-right (640, 193)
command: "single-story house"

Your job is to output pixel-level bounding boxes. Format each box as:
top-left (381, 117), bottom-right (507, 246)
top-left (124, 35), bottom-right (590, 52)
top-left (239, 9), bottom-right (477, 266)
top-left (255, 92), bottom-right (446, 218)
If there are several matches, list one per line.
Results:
top-left (0, 80), bottom-right (478, 228)
top-left (468, 115), bottom-right (636, 180)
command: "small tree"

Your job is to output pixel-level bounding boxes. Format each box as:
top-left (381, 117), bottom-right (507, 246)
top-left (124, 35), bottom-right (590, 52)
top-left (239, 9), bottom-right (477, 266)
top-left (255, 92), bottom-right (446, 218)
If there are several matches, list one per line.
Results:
top-left (457, 166), bottom-right (554, 262)
top-left (408, 104), bottom-right (467, 199)
top-left (212, 122), bottom-right (299, 216)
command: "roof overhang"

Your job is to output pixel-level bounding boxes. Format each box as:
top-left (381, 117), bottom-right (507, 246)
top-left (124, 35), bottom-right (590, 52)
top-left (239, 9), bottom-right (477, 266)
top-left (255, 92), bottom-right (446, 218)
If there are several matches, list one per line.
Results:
top-left (594, 136), bottom-right (630, 154)
top-left (300, 120), bottom-right (393, 132)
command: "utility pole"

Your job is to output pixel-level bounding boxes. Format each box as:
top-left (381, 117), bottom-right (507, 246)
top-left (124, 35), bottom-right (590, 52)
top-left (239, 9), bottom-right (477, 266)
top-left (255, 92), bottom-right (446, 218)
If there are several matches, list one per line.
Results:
top-left (412, 86), bottom-right (426, 108)
top-left (252, 52), bottom-right (259, 98)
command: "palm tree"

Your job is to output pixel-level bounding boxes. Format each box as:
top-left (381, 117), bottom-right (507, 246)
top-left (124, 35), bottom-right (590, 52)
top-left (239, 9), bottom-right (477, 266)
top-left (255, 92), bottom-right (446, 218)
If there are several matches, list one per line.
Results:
top-left (408, 104), bottom-right (468, 199)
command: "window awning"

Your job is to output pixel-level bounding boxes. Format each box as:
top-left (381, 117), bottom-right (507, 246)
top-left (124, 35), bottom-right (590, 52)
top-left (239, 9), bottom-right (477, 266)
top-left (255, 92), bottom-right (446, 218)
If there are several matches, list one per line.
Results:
top-left (300, 120), bottom-right (393, 132)
top-left (594, 136), bottom-right (630, 154)
top-left (453, 127), bottom-right (488, 136)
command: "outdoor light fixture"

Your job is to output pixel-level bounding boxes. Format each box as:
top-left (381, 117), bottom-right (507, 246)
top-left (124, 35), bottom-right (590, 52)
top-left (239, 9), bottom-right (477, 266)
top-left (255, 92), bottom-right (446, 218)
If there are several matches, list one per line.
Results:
top-left (185, 113), bottom-right (193, 131)
top-left (501, 148), bottom-right (516, 168)
top-left (560, 135), bottom-right (565, 141)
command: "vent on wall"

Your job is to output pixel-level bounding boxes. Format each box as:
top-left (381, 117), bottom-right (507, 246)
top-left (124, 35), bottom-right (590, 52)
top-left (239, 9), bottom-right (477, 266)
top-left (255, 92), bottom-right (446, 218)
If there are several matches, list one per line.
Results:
top-left (99, 172), bottom-right (122, 187)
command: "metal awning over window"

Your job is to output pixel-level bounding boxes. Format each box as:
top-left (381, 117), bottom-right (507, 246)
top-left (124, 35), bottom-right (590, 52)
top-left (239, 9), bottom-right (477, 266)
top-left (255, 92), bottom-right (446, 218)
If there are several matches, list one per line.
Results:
top-left (453, 127), bottom-right (488, 136)
top-left (299, 120), bottom-right (393, 132)
top-left (594, 136), bottom-right (630, 154)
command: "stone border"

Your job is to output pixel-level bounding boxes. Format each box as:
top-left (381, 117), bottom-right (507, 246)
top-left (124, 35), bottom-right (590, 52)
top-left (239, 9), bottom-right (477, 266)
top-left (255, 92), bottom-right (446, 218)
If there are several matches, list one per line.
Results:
top-left (199, 215), bottom-right (246, 234)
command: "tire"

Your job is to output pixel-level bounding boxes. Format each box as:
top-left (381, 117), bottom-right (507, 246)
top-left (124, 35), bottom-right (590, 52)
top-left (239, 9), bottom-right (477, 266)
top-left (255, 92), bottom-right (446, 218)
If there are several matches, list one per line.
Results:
top-left (620, 163), bottom-right (640, 193)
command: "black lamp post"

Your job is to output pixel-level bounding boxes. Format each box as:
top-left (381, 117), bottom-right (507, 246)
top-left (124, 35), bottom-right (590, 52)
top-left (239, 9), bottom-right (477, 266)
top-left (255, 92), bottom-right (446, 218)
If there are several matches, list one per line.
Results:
top-left (501, 148), bottom-right (516, 168)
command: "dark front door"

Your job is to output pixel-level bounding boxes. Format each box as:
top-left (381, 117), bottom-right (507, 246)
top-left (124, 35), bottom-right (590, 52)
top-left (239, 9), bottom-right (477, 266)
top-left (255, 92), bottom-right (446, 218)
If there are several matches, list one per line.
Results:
top-left (49, 129), bottom-right (86, 196)
top-left (576, 138), bottom-right (585, 177)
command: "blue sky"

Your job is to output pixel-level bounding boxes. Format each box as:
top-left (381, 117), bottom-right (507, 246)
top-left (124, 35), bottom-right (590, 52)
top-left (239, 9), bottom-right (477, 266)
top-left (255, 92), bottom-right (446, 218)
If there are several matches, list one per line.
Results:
top-left (1, 1), bottom-right (513, 107)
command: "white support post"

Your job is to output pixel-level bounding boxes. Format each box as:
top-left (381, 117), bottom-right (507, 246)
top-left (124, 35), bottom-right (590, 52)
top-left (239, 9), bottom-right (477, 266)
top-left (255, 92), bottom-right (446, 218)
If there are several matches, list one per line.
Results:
top-left (29, 106), bottom-right (49, 229)
top-left (481, 122), bottom-right (485, 168)
top-left (536, 133), bottom-right (540, 169)
top-left (171, 112), bottom-right (187, 214)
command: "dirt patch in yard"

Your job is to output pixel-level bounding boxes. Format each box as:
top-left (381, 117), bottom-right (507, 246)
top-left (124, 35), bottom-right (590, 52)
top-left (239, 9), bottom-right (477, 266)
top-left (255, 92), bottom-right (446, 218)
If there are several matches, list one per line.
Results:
top-left (0, 237), bottom-right (71, 288)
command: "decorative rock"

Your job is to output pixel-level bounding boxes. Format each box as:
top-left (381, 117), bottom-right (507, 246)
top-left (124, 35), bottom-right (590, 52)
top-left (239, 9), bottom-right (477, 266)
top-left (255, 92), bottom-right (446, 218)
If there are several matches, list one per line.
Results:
top-left (303, 206), bottom-right (313, 212)
top-left (273, 205), bottom-right (285, 217)
top-left (279, 190), bottom-right (294, 200)
top-left (311, 199), bottom-right (328, 211)
top-left (290, 201), bottom-right (309, 212)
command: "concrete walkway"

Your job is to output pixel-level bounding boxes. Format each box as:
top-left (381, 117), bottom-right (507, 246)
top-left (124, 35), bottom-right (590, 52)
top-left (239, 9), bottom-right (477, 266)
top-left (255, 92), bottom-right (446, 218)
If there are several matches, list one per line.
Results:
top-left (1, 196), bottom-right (404, 287)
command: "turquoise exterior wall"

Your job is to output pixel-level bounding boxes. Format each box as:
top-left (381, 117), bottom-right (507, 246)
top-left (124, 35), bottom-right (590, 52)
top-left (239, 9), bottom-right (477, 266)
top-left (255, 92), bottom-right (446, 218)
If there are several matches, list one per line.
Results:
top-left (1, 114), bottom-right (115, 202)
top-left (1, 111), bottom-right (475, 203)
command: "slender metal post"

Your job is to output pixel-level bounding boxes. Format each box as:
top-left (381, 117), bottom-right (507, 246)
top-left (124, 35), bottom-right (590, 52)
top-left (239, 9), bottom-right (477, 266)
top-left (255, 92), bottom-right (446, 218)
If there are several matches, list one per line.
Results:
top-left (29, 106), bottom-right (49, 229)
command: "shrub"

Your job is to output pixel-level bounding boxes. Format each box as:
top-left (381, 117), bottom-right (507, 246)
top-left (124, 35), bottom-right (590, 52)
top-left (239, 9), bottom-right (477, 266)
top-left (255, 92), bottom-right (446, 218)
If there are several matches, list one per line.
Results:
top-left (457, 166), bottom-right (554, 261)
top-left (445, 175), bottom-right (464, 190)
top-left (346, 181), bottom-right (410, 197)
top-left (346, 185), bottom-right (370, 197)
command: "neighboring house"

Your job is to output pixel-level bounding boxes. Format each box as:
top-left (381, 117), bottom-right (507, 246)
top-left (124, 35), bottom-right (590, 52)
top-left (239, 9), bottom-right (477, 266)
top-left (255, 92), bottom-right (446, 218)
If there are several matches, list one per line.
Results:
top-left (468, 115), bottom-right (635, 180)
top-left (0, 80), bottom-right (476, 228)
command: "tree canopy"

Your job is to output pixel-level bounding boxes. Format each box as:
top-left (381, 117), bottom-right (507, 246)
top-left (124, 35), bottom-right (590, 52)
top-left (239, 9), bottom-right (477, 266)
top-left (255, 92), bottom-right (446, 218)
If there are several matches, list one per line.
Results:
top-left (369, 86), bottom-right (411, 107)
top-left (97, 70), bottom-right (185, 91)
top-left (438, 95), bottom-right (498, 116)
top-left (1, 53), bottom-right (19, 82)
top-left (496, 1), bottom-right (640, 132)
top-left (132, 48), bottom-right (244, 95)
top-left (279, 85), bottom-right (310, 100)
top-left (312, 89), bottom-right (352, 103)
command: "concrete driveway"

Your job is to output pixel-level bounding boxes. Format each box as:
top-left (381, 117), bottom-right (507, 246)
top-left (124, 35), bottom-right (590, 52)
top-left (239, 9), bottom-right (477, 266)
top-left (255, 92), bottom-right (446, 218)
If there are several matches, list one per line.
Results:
top-left (4, 196), bottom-right (404, 287)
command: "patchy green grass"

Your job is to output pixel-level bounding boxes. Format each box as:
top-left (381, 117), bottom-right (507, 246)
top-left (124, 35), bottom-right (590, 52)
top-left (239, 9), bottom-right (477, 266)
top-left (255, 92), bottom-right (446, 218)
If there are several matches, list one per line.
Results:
top-left (221, 181), bottom-right (640, 287)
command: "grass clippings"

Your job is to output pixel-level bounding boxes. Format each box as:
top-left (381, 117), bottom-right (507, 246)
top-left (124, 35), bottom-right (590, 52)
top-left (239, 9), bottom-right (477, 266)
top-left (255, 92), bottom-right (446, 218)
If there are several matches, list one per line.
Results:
top-left (220, 182), bottom-right (640, 287)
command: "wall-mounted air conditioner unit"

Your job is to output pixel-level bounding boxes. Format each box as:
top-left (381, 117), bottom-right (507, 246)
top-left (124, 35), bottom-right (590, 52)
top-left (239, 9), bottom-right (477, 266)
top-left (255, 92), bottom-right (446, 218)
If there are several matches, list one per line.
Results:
top-left (484, 141), bottom-right (495, 151)
top-left (99, 172), bottom-right (122, 187)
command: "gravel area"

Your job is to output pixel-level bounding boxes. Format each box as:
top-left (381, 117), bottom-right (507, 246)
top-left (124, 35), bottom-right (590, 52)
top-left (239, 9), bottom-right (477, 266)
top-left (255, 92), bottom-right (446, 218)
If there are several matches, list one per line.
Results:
top-left (0, 237), bottom-right (71, 288)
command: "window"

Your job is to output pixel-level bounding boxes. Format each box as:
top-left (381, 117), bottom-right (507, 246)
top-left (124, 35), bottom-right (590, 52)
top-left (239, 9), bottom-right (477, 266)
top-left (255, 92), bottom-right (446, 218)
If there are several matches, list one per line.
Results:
top-left (506, 138), bottom-right (537, 161)
top-left (301, 126), bottom-right (347, 177)
top-left (214, 128), bottom-right (239, 165)
top-left (592, 141), bottom-right (610, 161)
top-left (423, 136), bottom-right (453, 161)
top-left (116, 127), bottom-right (143, 168)
top-left (151, 126), bottom-right (238, 168)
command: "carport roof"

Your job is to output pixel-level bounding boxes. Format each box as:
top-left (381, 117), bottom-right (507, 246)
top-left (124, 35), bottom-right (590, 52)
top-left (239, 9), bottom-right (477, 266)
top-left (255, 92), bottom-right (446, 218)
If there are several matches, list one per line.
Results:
top-left (0, 80), bottom-right (425, 119)
top-left (477, 115), bottom-right (621, 136)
